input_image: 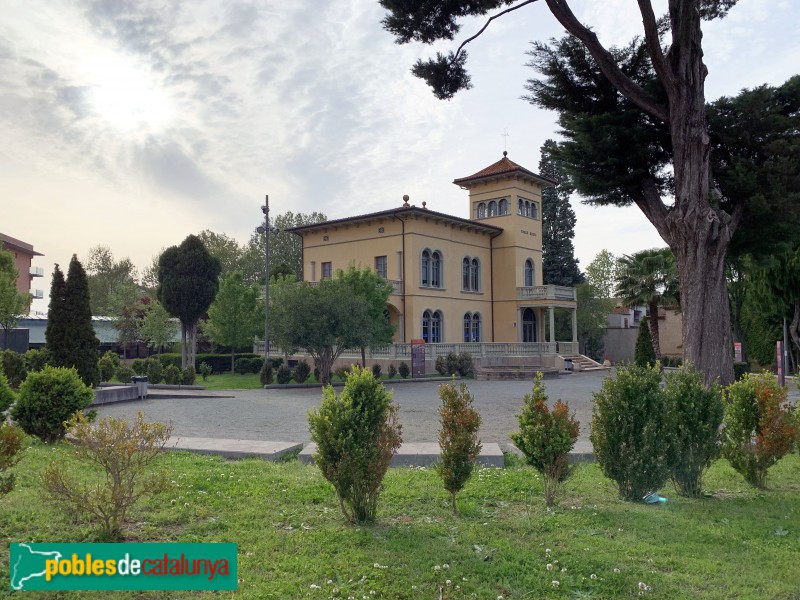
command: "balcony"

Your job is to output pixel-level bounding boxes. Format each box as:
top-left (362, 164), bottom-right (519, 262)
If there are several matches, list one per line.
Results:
top-left (29, 266), bottom-right (44, 277)
top-left (517, 285), bottom-right (576, 301)
top-left (32, 289), bottom-right (44, 299)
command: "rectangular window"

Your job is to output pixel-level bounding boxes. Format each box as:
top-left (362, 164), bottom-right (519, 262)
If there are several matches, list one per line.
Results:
top-left (321, 262), bottom-right (332, 279)
top-left (375, 255), bottom-right (387, 279)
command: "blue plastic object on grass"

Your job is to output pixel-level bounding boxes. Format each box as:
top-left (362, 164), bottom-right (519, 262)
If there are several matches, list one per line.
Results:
top-left (643, 493), bottom-right (667, 504)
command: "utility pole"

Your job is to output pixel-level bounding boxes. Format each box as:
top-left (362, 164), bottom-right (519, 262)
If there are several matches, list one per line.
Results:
top-left (256, 196), bottom-right (271, 364)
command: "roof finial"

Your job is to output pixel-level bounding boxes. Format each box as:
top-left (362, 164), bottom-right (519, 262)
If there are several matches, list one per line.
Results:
top-left (501, 128), bottom-right (510, 153)
top-left (402, 194), bottom-right (410, 208)
top-left (503, 151), bottom-right (507, 157)
top-left (422, 201), bottom-right (427, 209)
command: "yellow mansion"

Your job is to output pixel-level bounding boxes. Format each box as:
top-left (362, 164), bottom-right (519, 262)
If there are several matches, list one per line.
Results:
top-left (288, 153), bottom-right (578, 360)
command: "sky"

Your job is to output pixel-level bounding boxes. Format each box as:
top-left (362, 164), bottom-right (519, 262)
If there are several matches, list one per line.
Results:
top-left (2, 0), bottom-right (798, 313)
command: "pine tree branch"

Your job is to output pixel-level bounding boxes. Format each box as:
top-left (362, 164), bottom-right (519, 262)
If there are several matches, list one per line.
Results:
top-left (544, 0), bottom-right (669, 123)
top-left (636, 0), bottom-right (674, 90)
top-left (453, 0), bottom-right (541, 61)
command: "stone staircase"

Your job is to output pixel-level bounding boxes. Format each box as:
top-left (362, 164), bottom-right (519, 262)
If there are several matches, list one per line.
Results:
top-left (560, 354), bottom-right (608, 372)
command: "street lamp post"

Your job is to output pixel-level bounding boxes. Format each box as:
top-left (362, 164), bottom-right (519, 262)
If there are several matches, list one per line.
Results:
top-left (256, 196), bottom-right (271, 364)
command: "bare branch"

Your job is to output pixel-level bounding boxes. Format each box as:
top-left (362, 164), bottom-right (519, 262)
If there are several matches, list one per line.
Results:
top-left (545, 0), bottom-right (669, 123)
top-left (636, 0), bottom-right (674, 90)
top-left (453, 0), bottom-right (541, 61)
top-left (634, 178), bottom-right (672, 244)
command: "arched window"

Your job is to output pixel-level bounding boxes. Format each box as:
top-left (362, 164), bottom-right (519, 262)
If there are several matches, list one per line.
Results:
top-left (531, 201), bottom-right (539, 219)
top-left (471, 258), bottom-right (480, 291)
top-left (488, 200), bottom-right (497, 216)
top-left (524, 259), bottom-right (534, 287)
top-left (518, 199), bottom-right (524, 215)
top-left (477, 203), bottom-right (486, 218)
top-left (421, 250), bottom-right (430, 286)
top-left (499, 199), bottom-right (508, 215)
top-left (431, 310), bottom-right (443, 343)
top-left (525, 201), bottom-right (531, 217)
top-left (471, 313), bottom-right (481, 342)
top-left (430, 251), bottom-right (441, 288)
top-left (522, 308), bottom-right (536, 343)
top-left (462, 257), bottom-right (470, 290)
top-left (463, 312), bottom-right (472, 342)
top-left (422, 310), bottom-right (431, 342)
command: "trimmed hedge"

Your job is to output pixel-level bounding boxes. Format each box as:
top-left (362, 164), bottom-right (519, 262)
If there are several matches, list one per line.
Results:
top-left (157, 353), bottom-right (263, 374)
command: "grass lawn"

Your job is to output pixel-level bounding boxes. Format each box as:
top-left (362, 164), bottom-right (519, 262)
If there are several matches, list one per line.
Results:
top-left (1, 444), bottom-right (798, 599)
top-left (199, 372), bottom-right (446, 390)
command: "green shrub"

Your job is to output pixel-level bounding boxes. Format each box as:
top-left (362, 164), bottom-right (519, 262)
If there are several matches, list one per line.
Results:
top-left (249, 357), bottom-right (265, 374)
top-left (0, 422), bottom-right (24, 498)
top-left (0, 370), bottom-right (15, 414)
top-left (157, 353), bottom-right (182, 370)
top-left (371, 363), bottom-right (382, 379)
top-left (663, 364), bottom-right (724, 497)
top-left (387, 364), bottom-right (397, 379)
top-left (398, 362), bottom-right (410, 379)
top-left (102, 350), bottom-right (120, 370)
top-left (276, 365), bottom-right (292, 385)
top-left (334, 365), bottom-right (351, 381)
top-left (294, 361), bottom-right (311, 384)
top-left (115, 364), bottom-right (134, 384)
top-left (733, 361), bottom-right (750, 381)
top-left (1, 350), bottom-right (26, 389)
top-left (590, 364), bottom-right (674, 501)
top-left (199, 362), bottom-right (213, 381)
top-left (11, 366), bottom-right (94, 442)
top-left (163, 364), bottom-right (181, 385)
top-left (436, 379), bottom-right (482, 514)
top-left (269, 357), bottom-right (284, 370)
top-left (435, 356), bottom-right (447, 375)
top-left (146, 358), bottom-right (163, 385)
top-left (156, 352), bottom-right (264, 374)
top-left (97, 355), bottom-right (116, 382)
top-left (131, 359), bottom-right (147, 375)
top-left (456, 352), bottom-right (474, 377)
top-left (23, 348), bottom-right (50, 373)
top-left (308, 366), bottom-right (402, 524)
top-left (511, 372), bottom-right (579, 507)
top-left (43, 412), bottom-right (172, 540)
top-left (181, 365), bottom-right (196, 385)
top-left (722, 373), bottom-right (798, 489)
top-left (259, 362), bottom-right (273, 386)
top-left (234, 357), bottom-right (251, 375)
top-left (634, 320), bottom-right (657, 368)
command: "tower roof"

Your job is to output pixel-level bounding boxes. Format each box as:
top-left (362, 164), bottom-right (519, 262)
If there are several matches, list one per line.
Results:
top-left (452, 152), bottom-right (556, 189)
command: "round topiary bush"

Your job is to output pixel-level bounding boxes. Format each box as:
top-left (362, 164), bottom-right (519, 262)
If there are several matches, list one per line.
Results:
top-left (293, 361), bottom-right (311, 384)
top-left (398, 362), bottom-right (410, 379)
top-left (276, 365), bottom-right (292, 385)
top-left (11, 366), bottom-right (94, 442)
top-left (181, 365), bottom-right (196, 385)
top-left (131, 359), bottom-right (147, 375)
top-left (387, 364), bottom-right (397, 379)
top-left (163, 364), bottom-right (182, 385)
top-left (199, 362), bottom-right (213, 381)
top-left (371, 363), bottom-right (382, 379)
top-left (115, 365), bottom-right (134, 384)
top-left (98, 355), bottom-right (116, 382)
top-left (146, 358), bottom-right (163, 384)
top-left (259, 362), bottom-right (273, 386)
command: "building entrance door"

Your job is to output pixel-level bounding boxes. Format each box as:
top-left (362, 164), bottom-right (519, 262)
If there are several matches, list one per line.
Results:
top-left (522, 308), bottom-right (537, 343)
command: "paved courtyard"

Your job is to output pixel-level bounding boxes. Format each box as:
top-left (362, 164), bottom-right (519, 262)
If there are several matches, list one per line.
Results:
top-left (97, 372), bottom-right (610, 448)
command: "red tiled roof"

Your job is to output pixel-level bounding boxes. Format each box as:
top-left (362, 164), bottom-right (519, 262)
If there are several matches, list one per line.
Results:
top-left (453, 152), bottom-right (556, 187)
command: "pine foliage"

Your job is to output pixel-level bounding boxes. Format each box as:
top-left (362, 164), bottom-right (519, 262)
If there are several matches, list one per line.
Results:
top-left (634, 319), bottom-right (657, 368)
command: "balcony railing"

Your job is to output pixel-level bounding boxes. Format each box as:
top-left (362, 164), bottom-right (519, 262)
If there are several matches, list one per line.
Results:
top-left (255, 341), bottom-right (573, 359)
top-left (29, 266), bottom-right (44, 277)
top-left (517, 285), bottom-right (576, 301)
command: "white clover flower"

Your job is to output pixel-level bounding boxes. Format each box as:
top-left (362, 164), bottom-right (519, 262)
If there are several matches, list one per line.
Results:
top-left (333, 588), bottom-right (339, 595)
top-left (561, 567), bottom-right (567, 573)
top-left (552, 581), bottom-right (560, 588)
top-left (639, 582), bottom-right (651, 591)
top-left (590, 574), bottom-right (597, 580)
top-left (546, 564), bottom-right (554, 571)
top-left (446, 579), bottom-right (451, 585)
top-left (183, 502), bottom-right (189, 508)
top-left (462, 577), bottom-right (468, 582)
top-left (310, 584), bottom-right (321, 590)
top-left (327, 579), bottom-right (333, 584)
top-left (442, 563), bottom-right (449, 569)
top-left (433, 565), bottom-right (441, 571)
top-left (411, 585), bottom-right (417, 590)
top-left (545, 548), bottom-right (552, 555)
top-left (170, 499), bottom-right (176, 505)
top-left (614, 568), bottom-right (621, 574)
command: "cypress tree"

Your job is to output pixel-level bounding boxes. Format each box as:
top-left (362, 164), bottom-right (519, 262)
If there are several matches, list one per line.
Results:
top-left (538, 140), bottom-right (583, 286)
top-left (634, 319), bottom-right (657, 368)
top-left (64, 255), bottom-right (100, 386)
top-left (45, 264), bottom-right (69, 367)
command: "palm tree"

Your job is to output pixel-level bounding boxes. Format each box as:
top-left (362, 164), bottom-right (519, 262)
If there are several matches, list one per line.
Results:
top-left (615, 248), bottom-right (679, 358)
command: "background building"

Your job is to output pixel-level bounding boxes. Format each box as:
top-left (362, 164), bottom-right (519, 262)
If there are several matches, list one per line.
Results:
top-left (0, 232), bottom-right (44, 314)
